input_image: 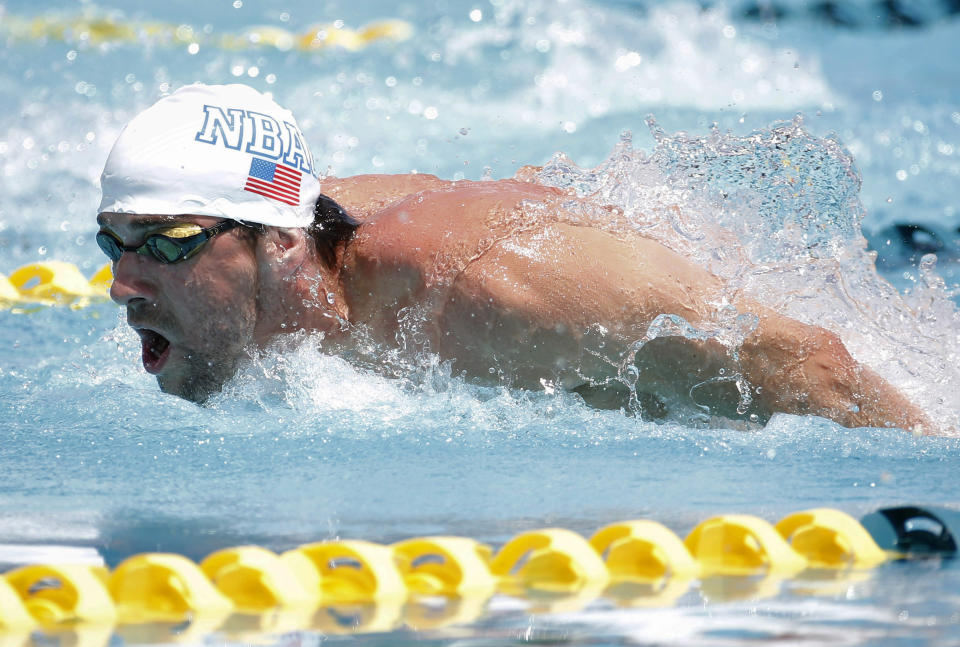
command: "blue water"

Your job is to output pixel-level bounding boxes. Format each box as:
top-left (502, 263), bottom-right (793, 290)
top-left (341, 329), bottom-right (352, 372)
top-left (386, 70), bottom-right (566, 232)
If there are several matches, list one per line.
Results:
top-left (1, 0), bottom-right (960, 644)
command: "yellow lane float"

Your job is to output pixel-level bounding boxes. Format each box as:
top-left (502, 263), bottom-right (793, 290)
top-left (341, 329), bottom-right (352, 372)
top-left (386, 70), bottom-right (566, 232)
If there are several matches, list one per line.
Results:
top-left (684, 514), bottom-right (808, 577)
top-left (590, 519), bottom-right (699, 581)
top-left (392, 536), bottom-right (497, 598)
top-left (490, 528), bottom-right (609, 596)
top-left (776, 508), bottom-right (888, 569)
top-left (200, 545), bottom-right (318, 612)
top-left (1, 262), bottom-right (111, 311)
top-left (4, 564), bottom-right (116, 625)
top-left (108, 553), bottom-right (233, 624)
top-left (283, 540), bottom-right (407, 603)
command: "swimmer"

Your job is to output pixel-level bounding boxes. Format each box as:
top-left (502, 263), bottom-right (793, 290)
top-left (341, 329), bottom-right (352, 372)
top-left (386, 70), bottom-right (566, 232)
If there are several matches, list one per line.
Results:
top-left (95, 83), bottom-right (931, 432)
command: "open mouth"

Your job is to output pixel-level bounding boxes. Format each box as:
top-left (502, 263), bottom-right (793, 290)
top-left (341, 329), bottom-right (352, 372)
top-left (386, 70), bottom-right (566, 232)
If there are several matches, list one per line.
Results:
top-left (138, 329), bottom-right (171, 375)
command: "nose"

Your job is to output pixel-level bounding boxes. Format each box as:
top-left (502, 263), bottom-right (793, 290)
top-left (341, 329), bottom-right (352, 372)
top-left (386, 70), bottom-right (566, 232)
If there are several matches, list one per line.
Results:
top-left (108, 251), bottom-right (156, 306)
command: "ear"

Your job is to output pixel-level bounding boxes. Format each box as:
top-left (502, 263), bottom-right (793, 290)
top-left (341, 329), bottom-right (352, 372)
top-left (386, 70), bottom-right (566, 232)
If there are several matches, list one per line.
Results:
top-left (255, 227), bottom-right (312, 278)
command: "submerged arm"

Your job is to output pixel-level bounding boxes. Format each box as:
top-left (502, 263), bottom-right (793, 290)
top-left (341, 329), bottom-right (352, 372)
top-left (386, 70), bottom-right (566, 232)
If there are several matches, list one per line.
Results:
top-left (440, 221), bottom-right (931, 432)
top-left (736, 313), bottom-right (929, 432)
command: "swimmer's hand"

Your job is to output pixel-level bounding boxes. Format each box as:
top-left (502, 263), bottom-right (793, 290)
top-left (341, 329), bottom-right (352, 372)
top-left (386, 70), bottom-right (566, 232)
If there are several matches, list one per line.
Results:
top-left (738, 317), bottom-right (935, 435)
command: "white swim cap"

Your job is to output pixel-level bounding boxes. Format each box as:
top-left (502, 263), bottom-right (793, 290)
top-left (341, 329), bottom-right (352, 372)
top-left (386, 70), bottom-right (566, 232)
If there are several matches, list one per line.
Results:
top-left (98, 83), bottom-right (320, 228)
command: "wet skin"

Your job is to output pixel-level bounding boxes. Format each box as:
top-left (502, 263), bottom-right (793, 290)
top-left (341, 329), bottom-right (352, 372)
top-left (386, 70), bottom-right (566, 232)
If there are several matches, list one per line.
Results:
top-left (98, 173), bottom-right (934, 432)
top-left (327, 174), bottom-right (932, 431)
top-left (98, 214), bottom-right (262, 402)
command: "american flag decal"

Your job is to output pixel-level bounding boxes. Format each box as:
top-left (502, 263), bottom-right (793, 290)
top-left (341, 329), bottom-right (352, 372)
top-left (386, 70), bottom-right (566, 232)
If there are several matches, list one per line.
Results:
top-left (244, 157), bottom-right (301, 206)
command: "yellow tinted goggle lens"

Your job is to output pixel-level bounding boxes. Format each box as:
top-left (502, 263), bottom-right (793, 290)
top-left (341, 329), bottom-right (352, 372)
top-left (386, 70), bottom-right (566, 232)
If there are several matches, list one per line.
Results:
top-left (154, 224), bottom-right (203, 238)
top-left (147, 225), bottom-right (205, 262)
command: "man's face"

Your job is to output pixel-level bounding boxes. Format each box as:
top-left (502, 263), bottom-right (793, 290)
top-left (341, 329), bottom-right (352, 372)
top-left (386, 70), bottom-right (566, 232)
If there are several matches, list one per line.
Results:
top-left (97, 213), bottom-right (260, 403)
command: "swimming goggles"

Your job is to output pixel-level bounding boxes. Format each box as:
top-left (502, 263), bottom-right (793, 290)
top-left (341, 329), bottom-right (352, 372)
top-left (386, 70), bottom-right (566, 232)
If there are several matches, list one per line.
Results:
top-left (96, 219), bottom-right (254, 264)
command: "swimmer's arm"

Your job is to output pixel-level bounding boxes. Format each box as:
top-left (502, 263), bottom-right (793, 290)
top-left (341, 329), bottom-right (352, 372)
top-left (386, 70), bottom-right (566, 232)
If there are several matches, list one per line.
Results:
top-left (736, 312), bottom-right (931, 432)
top-left (442, 222), bottom-right (931, 432)
top-left (320, 174), bottom-right (456, 219)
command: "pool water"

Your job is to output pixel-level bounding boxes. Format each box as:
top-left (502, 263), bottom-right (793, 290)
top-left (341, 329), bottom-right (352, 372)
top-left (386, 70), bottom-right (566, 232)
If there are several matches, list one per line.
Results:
top-left (1, 0), bottom-right (959, 644)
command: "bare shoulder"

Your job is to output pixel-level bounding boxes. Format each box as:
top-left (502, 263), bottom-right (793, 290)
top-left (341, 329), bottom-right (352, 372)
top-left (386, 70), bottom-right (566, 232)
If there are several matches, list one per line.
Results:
top-left (347, 178), bottom-right (565, 276)
top-left (338, 176), bottom-right (565, 332)
top-left (320, 173), bottom-right (455, 220)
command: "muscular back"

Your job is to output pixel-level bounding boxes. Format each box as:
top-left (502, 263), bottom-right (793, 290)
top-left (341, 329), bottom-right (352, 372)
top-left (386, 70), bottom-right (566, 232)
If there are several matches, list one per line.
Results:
top-left (323, 173), bottom-right (931, 431)
top-left (329, 175), bottom-right (734, 415)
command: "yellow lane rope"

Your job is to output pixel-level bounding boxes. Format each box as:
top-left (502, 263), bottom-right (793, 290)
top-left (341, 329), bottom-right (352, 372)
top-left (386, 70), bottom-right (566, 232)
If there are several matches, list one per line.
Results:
top-left (0, 12), bottom-right (413, 52)
top-left (0, 507), bottom-right (927, 638)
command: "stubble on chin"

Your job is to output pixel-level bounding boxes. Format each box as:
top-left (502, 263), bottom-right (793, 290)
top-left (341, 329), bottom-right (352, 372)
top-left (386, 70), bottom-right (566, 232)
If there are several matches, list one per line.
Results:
top-left (150, 292), bottom-right (260, 404)
top-left (157, 346), bottom-right (250, 404)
